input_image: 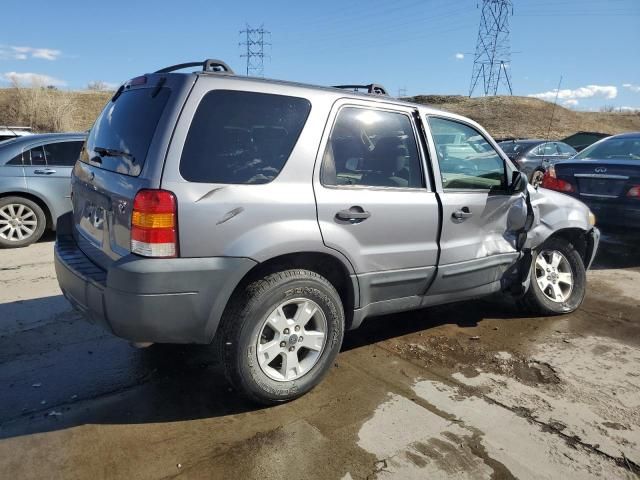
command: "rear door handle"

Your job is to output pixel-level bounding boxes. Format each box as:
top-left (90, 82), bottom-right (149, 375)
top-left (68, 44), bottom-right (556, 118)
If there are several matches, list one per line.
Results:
top-left (336, 206), bottom-right (371, 221)
top-left (34, 168), bottom-right (56, 175)
top-left (452, 207), bottom-right (473, 220)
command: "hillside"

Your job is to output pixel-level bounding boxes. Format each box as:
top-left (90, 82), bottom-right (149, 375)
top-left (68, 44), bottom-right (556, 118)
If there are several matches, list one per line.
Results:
top-left (408, 95), bottom-right (640, 140)
top-left (1, 87), bottom-right (639, 140)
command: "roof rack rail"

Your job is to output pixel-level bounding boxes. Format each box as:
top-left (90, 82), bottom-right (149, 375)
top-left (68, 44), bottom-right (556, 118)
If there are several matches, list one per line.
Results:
top-left (332, 84), bottom-right (388, 96)
top-left (155, 59), bottom-right (234, 75)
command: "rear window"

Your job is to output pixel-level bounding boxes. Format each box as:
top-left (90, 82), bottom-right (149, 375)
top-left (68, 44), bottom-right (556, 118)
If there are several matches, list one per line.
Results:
top-left (80, 87), bottom-right (171, 176)
top-left (180, 90), bottom-right (311, 184)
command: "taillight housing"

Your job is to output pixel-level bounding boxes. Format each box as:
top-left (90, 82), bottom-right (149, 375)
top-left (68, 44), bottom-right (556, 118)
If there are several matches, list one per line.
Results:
top-left (541, 166), bottom-right (575, 193)
top-left (627, 185), bottom-right (640, 198)
top-left (131, 189), bottom-right (178, 258)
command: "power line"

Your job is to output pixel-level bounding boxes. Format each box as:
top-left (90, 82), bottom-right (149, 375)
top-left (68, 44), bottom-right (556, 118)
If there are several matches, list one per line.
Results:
top-left (469, 0), bottom-right (514, 97)
top-left (239, 24), bottom-right (270, 77)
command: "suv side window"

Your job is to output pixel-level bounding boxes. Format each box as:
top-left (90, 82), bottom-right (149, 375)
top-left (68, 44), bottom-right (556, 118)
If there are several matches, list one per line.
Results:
top-left (180, 90), bottom-right (311, 184)
top-left (428, 117), bottom-right (506, 190)
top-left (43, 141), bottom-right (83, 166)
top-left (321, 107), bottom-right (424, 188)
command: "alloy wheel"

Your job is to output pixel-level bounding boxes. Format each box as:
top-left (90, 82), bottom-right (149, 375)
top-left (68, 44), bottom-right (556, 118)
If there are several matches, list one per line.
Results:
top-left (0, 204), bottom-right (38, 242)
top-left (535, 250), bottom-right (574, 303)
top-left (256, 298), bottom-right (328, 382)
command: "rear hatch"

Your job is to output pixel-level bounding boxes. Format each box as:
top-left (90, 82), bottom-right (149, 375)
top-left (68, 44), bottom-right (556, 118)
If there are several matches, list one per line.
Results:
top-left (554, 159), bottom-right (640, 199)
top-left (71, 73), bottom-right (194, 269)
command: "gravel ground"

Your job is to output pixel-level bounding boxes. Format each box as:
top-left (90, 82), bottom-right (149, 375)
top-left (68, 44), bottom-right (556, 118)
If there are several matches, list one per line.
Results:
top-left (0, 231), bottom-right (638, 479)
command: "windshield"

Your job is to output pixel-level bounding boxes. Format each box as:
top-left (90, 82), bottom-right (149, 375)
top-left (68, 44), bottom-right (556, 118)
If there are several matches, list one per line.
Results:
top-left (575, 136), bottom-right (640, 161)
top-left (80, 87), bottom-right (171, 176)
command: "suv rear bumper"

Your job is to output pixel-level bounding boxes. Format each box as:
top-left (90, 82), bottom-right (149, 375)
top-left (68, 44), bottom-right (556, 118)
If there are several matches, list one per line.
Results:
top-left (54, 233), bottom-right (256, 344)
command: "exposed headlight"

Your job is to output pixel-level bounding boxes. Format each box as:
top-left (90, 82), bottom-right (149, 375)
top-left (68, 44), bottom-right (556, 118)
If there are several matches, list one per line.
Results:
top-left (588, 211), bottom-right (597, 226)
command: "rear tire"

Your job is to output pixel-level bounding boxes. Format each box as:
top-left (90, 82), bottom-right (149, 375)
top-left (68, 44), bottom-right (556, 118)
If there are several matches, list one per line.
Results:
top-left (530, 169), bottom-right (545, 187)
top-left (520, 237), bottom-right (586, 315)
top-left (217, 269), bottom-right (345, 405)
top-left (0, 196), bottom-right (46, 248)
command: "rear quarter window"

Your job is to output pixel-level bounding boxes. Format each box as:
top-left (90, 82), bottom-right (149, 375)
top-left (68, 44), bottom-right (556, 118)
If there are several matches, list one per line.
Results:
top-left (179, 90), bottom-right (311, 184)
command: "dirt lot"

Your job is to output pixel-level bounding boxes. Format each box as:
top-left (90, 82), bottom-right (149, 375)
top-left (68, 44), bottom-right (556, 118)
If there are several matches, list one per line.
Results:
top-left (0, 231), bottom-right (639, 479)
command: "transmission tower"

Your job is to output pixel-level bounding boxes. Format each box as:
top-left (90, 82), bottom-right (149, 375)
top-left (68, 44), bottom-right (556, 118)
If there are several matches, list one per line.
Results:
top-left (468, 0), bottom-right (514, 97)
top-left (239, 24), bottom-right (270, 77)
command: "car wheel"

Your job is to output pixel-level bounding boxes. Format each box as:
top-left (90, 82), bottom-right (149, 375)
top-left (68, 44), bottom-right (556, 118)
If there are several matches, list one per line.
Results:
top-left (0, 196), bottom-right (46, 248)
top-left (218, 269), bottom-right (345, 405)
top-left (521, 237), bottom-right (586, 315)
top-left (531, 169), bottom-right (545, 187)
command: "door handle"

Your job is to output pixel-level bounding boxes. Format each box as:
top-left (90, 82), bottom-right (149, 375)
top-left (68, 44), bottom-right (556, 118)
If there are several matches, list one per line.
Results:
top-left (34, 168), bottom-right (56, 175)
top-left (452, 207), bottom-right (473, 220)
top-left (336, 206), bottom-right (371, 222)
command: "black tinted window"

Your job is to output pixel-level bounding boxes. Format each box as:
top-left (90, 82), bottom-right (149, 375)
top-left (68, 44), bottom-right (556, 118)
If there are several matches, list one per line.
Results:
top-left (6, 153), bottom-right (23, 165)
top-left (322, 107), bottom-right (424, 188)
top-left (43, 141), bottom-right (83, 166)
top-left (81, 87), bottom-right (171, 176)
top-left (180, 90), bottom-right (311, 184)
top-left (29, 146), bottom-right (46, 166)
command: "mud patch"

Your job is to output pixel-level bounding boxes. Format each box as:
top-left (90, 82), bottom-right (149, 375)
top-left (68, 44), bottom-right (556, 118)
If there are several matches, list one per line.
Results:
top-left (413, 380), bottom-right (631, 479)
top-left (450, 334), bottom-right (640, 466)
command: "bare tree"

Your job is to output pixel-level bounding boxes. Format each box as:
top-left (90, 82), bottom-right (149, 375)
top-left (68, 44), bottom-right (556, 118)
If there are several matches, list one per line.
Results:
top-left (87, 80), bottom-right (110, 91)
top-left (5, 78), bottom-right (78, 132)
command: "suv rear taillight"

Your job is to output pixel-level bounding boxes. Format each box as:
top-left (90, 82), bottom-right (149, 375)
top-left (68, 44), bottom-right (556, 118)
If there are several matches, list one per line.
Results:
top-left (131, 189), bottom-right (178, 258)
top-left (541, 166), bottom-right (575, 193)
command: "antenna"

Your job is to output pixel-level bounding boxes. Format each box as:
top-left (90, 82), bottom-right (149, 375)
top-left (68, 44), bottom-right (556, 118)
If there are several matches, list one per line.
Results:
top-left (469, 0), bottom-right (514, 97)
top-left (239, 24), bottom-right (271, 77)
top-left (546, 75), bottom-right (563, 143)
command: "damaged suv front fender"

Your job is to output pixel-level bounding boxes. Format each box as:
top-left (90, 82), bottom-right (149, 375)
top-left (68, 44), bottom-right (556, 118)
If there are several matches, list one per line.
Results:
top-left (524, 186), bottom-right (599, 267)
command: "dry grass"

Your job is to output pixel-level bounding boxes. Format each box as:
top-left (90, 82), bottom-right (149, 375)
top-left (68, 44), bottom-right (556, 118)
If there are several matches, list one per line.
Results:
top-left (1, 87), bottom-right (639, 139)
top-left (0, 86), bottom-right (110, 133)
top-left (409, 95), bottom-right (640, 140)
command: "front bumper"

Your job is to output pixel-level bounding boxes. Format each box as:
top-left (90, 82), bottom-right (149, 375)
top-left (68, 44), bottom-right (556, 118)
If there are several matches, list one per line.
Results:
top-left (54, 233), bottom-right (256, 344)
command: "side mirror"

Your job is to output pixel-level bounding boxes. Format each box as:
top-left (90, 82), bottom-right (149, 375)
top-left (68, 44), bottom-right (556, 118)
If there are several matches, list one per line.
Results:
top-left (510, 170), bottom-right (527, 194)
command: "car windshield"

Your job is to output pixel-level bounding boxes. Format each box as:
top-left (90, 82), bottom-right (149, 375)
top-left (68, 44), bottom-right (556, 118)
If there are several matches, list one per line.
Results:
top-left (575, 137), bottom-right (640, 160)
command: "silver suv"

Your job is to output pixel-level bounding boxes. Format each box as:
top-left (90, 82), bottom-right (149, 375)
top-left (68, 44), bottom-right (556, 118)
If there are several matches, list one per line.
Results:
top-left (55, 60), bottom-right (599, 404)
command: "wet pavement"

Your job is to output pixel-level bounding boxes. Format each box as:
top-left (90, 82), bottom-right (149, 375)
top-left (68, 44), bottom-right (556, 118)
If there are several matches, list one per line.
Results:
top-left (0, 231), bottom-right (639, 479)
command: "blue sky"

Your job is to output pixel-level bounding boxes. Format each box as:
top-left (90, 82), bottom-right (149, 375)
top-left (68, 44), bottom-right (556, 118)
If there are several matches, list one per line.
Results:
top-left (1, 0), bottom-right (639, 110)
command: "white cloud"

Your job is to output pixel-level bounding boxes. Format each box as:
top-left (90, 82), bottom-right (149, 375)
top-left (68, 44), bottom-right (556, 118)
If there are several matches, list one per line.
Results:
top-left (0, 45), bottom-right (62, 61)
top-left (528, 84), bottom-right (618, 102)
top-left (563, 99), bottom-right (579, 107)
top-left (623, 83), bottom-right (640, 93)
top-left (1, 71), bottom-right (67, 87)
top-left (455, 53), bottom-right (464, 60)
top-left (619, 106), bottom-right (640, 112)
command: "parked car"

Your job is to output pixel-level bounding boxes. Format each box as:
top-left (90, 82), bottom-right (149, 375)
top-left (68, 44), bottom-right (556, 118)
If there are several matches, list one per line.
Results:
top-left (541, 132), bottom-right (640, 228)
top-left (498, 139), bottom-right (577, 183)
top-left (0, 126), bottom-right (32, 142)
top-left (0, 133), bottom-right (85, 247)
top-left (54, 59), bottom-right (599, 404)
top-left (561, 131), bottom-right (610, 152)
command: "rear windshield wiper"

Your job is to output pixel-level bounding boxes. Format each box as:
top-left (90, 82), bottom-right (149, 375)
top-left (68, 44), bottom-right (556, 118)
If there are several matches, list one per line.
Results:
top-left (93, 146), bottom-right (135, 162)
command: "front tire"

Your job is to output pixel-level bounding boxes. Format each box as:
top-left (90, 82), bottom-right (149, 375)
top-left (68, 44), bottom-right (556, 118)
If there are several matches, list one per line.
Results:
top-left (521, 237), bottom-right (586, 315)
top-left (0, 196), bottom-right (46, 248)
top-left (218, 269), bottom-right (345, 405)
